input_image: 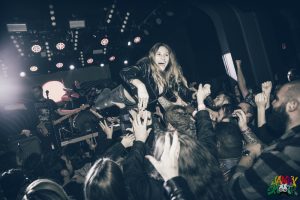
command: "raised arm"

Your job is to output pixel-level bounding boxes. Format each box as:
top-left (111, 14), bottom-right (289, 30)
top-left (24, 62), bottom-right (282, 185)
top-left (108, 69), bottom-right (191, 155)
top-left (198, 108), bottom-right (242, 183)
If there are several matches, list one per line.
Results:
top-left (236, 60), bottom-right (250, 98)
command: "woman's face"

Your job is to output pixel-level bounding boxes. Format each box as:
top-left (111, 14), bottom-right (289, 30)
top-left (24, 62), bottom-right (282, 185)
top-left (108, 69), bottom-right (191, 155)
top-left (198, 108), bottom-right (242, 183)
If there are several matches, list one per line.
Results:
top-left (154, 46), bottom-right (170, 71)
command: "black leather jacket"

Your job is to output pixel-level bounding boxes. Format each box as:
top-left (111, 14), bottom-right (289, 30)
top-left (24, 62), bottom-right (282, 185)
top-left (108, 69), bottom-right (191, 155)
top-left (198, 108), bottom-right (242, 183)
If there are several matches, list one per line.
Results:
top-left (119, 58), bottom-right (192, 110)
top-left (164, 176), bottom-right (195, 200)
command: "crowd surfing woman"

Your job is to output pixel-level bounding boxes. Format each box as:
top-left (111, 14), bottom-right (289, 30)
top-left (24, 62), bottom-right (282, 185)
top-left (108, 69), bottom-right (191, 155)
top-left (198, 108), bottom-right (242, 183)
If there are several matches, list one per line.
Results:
top-left (94, 43), bottom-right (193, 112)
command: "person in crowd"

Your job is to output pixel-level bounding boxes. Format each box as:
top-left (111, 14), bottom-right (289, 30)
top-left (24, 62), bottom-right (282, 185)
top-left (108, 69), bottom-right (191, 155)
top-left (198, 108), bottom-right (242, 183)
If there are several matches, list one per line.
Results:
top-left (84, 158), bottom-right (131, 200)
top-left (28, 85), bottom-right (83, 151)
top-left (22, 179), bottom-right (70, 200)
top-left (0, 169), bottom-right (30, 200)
top-left (230, 80), bottom-right (300, 199)
top-left (123, 110), bottom-right (226, 200)
top-left (94, 43), bottom-right (193, 112)
top-left (215, 122), bottom-right (243, 182)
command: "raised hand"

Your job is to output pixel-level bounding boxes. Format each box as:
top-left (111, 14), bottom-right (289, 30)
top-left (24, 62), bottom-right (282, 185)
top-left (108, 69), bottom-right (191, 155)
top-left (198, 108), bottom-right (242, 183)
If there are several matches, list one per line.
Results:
top-left (145, 131), bottom-right (180, 181)
top-left (233, 109), bottom-right (248, 132)
top-left (197, 83), bottom-right (211, 105)
top-left (261, 81), bottom-right (272, 95)
top-left (121, 134), bottom-right (135, 148)
top-left (99, 120), bottom-right (113, 139)
top-left (131, 110), bottom-right (152, 143)
top-left (255, 93), bottom-right (268, 109)
top-left (137, 85), bottom-right (149, 111)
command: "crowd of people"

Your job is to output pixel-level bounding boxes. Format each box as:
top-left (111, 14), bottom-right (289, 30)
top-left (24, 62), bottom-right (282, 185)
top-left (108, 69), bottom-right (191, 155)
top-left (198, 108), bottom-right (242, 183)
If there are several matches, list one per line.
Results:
top-left (1, 42), bottom-right (300, 200)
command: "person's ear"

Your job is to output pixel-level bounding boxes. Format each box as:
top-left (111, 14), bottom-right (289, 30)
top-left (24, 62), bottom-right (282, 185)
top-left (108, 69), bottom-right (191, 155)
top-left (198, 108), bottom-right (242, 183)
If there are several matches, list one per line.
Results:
top-left (286, 100), bottom-right (299, 113)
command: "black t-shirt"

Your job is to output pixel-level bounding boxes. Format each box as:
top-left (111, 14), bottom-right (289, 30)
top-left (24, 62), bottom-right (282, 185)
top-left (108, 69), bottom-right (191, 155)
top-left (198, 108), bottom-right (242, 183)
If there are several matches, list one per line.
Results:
top-left (33, 99), bottom-right (58, 129)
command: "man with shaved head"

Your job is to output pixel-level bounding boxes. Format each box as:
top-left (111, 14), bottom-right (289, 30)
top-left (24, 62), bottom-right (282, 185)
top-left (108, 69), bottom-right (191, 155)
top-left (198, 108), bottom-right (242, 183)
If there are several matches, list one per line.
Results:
top-left (230, 81), bottom-right (300, 200)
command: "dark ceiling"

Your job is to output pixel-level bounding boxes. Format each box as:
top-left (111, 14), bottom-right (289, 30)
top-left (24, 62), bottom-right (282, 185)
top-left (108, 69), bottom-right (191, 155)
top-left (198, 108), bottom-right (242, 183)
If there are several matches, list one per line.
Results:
top-left (0, 0), bottom-right (298, 79)
top-left (0, 0), bottom-right (187, 77)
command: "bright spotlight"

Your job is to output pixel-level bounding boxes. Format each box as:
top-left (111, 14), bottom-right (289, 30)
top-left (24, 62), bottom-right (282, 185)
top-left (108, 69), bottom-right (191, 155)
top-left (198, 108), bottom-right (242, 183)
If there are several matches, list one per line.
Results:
top-left (69, 65), bottom-right (75, 70)
top-left (100, 38), bottom-right (109, 46)
top-left (109, 56), bottom-right (115, 61)
top-left (20, 72), bottom-right (26, 77)
top-left (42, 81), bottom-right (65, 102)
top-left (133, 36), bottom-right (141, 43)
top-left (56, 42), bottom-right (65, 50)
top-left (124, 60), bottom-right (128, 65)
top-left (127, 41), bottom-right (132, 46)
top-left (87, 58), bottom-right (94, 64)
top-left (31, 44), bottom-right (42, 53)
top-left (100, 63), bottom-right (105, 67)
top-left (56, 62), bottom-right (64, 68)
top-left (30, 66), bottom-right (38, 72)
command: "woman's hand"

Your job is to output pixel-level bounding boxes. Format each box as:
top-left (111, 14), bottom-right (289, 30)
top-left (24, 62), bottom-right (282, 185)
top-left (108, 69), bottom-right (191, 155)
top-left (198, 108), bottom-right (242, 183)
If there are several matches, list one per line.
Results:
top-left (137, 85), bottom-right (149, 111)
top-left (99, 120), bottom-right (113, 139)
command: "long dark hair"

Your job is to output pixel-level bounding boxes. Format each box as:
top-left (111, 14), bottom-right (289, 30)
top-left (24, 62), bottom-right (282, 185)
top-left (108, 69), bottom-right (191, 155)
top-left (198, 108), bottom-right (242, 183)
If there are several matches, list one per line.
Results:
top-left (84, 158), bottom-right (128, 200)
top-left (152, 134), bottom-right (226, 200)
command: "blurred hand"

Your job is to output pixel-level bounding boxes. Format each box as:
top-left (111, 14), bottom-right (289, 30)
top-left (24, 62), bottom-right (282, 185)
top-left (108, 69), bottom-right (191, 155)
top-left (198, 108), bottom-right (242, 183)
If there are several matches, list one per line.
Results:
top-left (197, 83), bottom-right (211, 104)
top-left (20, 129), bottom-right (31, 137)
top-left (233, 109), bottom-right (248, 131)
top-left (130, 110), bottom-right (152, 143)
top-left (255, 93), bottom-right (268, 109)
top-left (99, 120), bottom-right (113, 139)
top-left (262, 81), bottom-right (272, 96)
top-left (146, 131), bottom-right (180, 181)
top-left (121, 134), bottom-right (135, 148)
top-left (137, 85), bottom-right (149, 111)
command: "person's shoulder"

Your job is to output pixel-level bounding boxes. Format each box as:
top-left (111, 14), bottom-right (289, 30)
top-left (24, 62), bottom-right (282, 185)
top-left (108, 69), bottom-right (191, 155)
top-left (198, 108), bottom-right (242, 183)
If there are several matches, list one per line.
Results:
top-left (136, 57), bottom-right (150, 67)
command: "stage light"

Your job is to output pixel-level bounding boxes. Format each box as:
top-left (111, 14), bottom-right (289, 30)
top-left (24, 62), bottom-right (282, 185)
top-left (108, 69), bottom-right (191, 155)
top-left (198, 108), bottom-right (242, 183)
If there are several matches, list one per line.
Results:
top-left (110, 9), bottom-right (114, 13)
top-left (31, 44), bottom-right (42, 53)
top-left (17, 48), bottom-right (22, 52)
top-left (30, 66), bottom-right (38, 72)
top-left (15, 44), bottom-right (19, 48)
top-left (20, 72), bottom-right (26, 77)
top-left (124, 60), bottom-right (128, 65)
top-left (107, 19), bottom-right (111, 23)
top-left (56, 42), bottom-right (65, 50)
top-left (48, 58), bottom-right (52, 61)
top-left (100, 63), bottom-right (104, 67)
top-left (101, 38), bottom-right (109, 46)
top-left (69, 65), bottom-right (75, 70)
top-left (122, 25), bottom-right (126, 28)
top-left (20, 53), bottom-right (24, 56)
top-left (50, 10), bottom-right (55, 15)
top-left (42, 81), bottom-right (65, 102)
top-left (87, 58), bottom-right (93, 64)
top-left (155, 18), bottom-right (162, 25)
top-left (125, 16), bottom-right (129, 20)
top-left (108, 14), bottom-right (112, 18)
top-left (134, 36), bottom-right (141, 43)
top-left (13, 40), bottom-right (17, 44)
top-left (50, 16), bottom-right (55, 21)
top-left (126, 12), bottom-right (130, 16)
top-left (120, 29), bottom-right (124, 33)
top-left (74, 47), bottom-right (77, 50)
top-left (52, 22), bottom-right (56, 26)
top-left (109, 56), bottom-right (115, 61)
top-left (56, 62), bottom-right (63, 68)
top-left (128, 41), bottom-right (132, 46)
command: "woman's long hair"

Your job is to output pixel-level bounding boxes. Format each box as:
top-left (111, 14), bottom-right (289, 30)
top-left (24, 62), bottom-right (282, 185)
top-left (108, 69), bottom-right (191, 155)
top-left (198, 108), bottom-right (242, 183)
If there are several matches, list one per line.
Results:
top-left (152, 134), bottom-right (226, 200)
top-left (84, 158), bottom-right (128, 200)
top-left (147, 43), bottom-right (188, 90)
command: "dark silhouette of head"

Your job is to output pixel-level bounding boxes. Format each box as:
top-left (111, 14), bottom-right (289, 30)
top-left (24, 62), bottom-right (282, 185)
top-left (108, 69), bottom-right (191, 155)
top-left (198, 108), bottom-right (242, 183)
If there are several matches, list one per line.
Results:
top-left (0, 169), bottom-right (30, 200)
top-left (84, 158), bottom-right (128, 200)
top-left (215, 122), bottom-right (243, 159)
top-left (164, 105), bottom-right (196, 137)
